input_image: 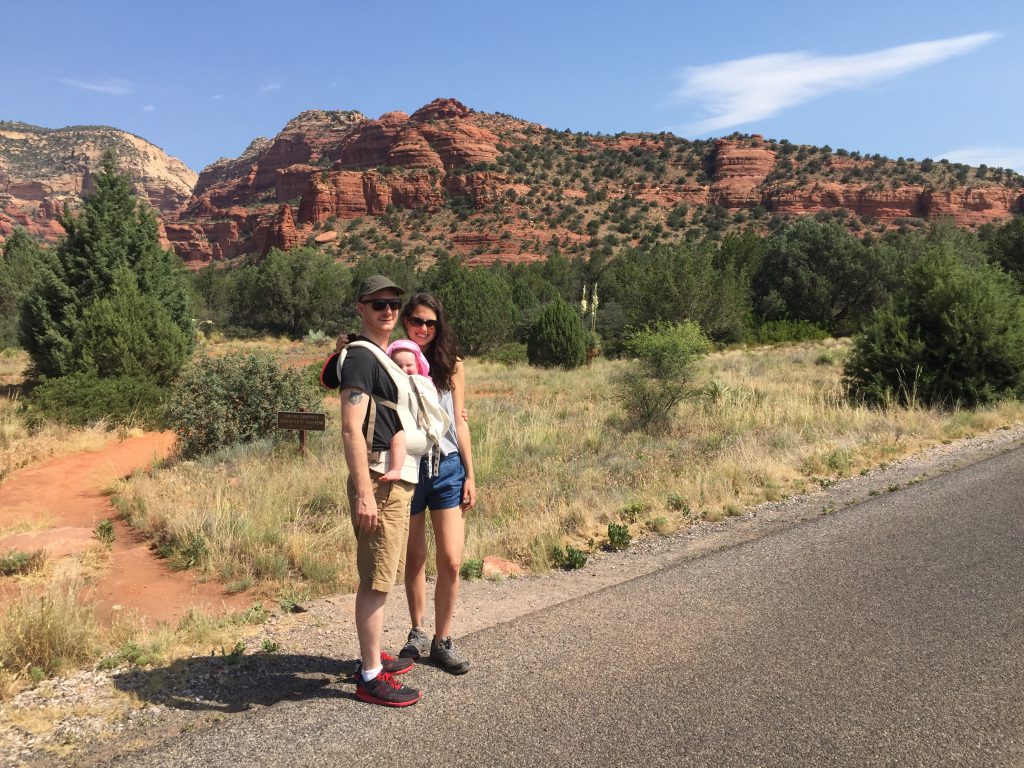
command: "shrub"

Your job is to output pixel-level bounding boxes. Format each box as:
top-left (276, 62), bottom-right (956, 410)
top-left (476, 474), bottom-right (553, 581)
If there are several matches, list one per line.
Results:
top-left (844, 244), bottom-right (1024, 407)
top-left (614, 321), bottom-right (710, 433)
top-left (527, 298), bottom-right (588, 369)
top-left (166, 351), bottom-right (321, 459)
top-left (606, 523), bottom-right (632, 551)
top-left (666, 493), bottom-right (690, 514)
top-left (24, 372), bottom-right (167, 428)
top-left (550, 544), bottom-right (587, 570)
top-left (0, 550), bottom-right (46, 577)
top-left (459, 559), bottom-right (484, 580)
top-left (94, 519), bottom-right (115, 546)
top-left (621, 503), bottom-right (646, 523)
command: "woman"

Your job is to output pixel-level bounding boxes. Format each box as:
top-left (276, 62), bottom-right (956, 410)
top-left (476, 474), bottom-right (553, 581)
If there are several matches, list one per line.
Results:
top-left (396, 292), bottom-right (477, 675)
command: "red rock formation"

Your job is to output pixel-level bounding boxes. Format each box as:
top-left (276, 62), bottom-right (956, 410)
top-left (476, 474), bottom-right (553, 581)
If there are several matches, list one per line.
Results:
top-left (387, 132), bottom-right (446, 170)
top-left (298, 171), bottom-right (389, 223)
top-left (768, 182), bottom-right (853, 216)
top-left (389, 171), bottom-right (446, 211)
top-left (922, 186), bottom-right (1022, 226)
top-left (445, 171), bottom-right (506, 208)
top-left (710, 139), bottom-right (776, 208)
top-left (276, 164), bottom-right (318, 203)
top-left (252, 204), bottom-right (302, 255)
top-left (164, 222), bottom-right (213, 263)
top-left (409, 98), bottom-right (472, 122)
top-left (418, 123), bottom-right (502, 168)
top-left (191, 112), bottom-right (365, 210)
top-left (334, 112), bottom-right (409, 167)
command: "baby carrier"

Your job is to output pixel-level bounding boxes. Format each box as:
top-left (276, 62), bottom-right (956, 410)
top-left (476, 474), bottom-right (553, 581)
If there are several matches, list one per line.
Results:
top-left (332, 341), bottom-right (450, 483)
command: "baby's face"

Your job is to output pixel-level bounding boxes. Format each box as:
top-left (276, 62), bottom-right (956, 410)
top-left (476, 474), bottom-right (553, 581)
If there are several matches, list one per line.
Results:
top-left (391, 350), bottom-right (418, 375)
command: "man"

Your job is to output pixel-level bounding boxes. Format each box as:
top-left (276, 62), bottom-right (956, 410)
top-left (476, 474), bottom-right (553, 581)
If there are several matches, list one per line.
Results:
top-left (340, 275), bottom-right (421, 706)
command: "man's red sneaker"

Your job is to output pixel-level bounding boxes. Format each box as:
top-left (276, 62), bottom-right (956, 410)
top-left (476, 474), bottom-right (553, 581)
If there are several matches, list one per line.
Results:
top-left (355, 671), bottom-right (421, 707)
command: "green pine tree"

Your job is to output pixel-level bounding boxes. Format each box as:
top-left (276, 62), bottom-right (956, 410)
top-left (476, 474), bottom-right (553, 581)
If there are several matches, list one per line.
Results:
top-left (526, 297), bottom-right (588, 369)
top-left (20, 150), bottom-right (193, 381)
top-left (0, 229), bottom-right (45, 348)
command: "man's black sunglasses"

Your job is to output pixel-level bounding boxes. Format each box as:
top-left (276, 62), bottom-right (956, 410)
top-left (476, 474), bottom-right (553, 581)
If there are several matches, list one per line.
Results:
top-left (362, 299), bottom-right (402, 312)
top-left (407, 316), bottom-right (438, 329)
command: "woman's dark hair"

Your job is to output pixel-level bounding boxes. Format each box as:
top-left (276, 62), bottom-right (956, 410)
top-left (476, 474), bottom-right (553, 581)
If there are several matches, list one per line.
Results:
top-left (401, 292), bottom-right (458, 392)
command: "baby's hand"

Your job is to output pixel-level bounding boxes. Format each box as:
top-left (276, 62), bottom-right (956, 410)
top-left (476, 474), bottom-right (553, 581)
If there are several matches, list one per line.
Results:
top-left (335, 332), bottom-right (357, 353)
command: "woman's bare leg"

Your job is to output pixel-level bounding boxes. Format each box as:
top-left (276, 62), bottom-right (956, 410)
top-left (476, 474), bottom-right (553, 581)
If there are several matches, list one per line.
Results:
top-left (430, 506), bottom-right (465, 639)
top-left (404, 512), bottom-right (429, 629)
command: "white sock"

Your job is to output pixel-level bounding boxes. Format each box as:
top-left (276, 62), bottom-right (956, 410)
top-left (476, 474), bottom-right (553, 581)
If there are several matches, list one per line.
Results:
top-left (360, 665), bottom-right (383, 682)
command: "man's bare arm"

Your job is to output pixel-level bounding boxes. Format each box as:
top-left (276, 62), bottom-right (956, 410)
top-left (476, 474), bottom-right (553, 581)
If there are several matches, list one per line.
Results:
top-left (340, 387), bottom-right (377, 532)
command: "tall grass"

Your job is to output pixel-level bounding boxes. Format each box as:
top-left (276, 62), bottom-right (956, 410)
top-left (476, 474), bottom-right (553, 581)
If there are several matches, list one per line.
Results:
top-left (114, 437), bottom-right (357, 595)
top-left (1, 349), bottom-right (117, 482)
top-left (0, 578), bottom-right (100, 686)
top-left (113, 340), bottom-right (1024, 589)
top-left (0, 574), bottom-right (271, 698)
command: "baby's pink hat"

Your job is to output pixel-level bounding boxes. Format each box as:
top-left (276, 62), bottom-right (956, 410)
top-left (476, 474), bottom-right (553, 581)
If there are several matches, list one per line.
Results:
top-left (386, 339), bottom-right (430, 377)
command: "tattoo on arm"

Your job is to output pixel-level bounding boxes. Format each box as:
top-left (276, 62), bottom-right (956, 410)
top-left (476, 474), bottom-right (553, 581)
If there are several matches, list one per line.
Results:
top-left (347, 390), bottom-right (365, 405)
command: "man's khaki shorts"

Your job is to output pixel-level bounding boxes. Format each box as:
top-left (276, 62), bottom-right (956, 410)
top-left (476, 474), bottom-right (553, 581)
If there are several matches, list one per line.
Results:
top-left (347, 474), bottom-right (415, 593)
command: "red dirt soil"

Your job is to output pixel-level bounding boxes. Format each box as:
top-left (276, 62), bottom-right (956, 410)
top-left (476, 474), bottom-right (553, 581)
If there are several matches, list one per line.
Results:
top-left (0, 432), bottom-right (250, 625)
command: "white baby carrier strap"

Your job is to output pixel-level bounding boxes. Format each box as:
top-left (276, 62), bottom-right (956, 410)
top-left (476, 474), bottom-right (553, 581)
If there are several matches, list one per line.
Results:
top-left (337, 341), bottom-right (448, 482)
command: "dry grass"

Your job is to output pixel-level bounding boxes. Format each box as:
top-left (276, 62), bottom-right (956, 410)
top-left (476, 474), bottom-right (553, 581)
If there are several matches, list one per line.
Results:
top-left (0, 350), bottom-right (115, 482)
top-left (2, 338), bottom-right (1021, 694)
top-left (111, 339), bottom-right (1024, 592)
top-left (0, 577), bottom-right (100, 684)
top-left (0, 575), bottom-right (268, 699)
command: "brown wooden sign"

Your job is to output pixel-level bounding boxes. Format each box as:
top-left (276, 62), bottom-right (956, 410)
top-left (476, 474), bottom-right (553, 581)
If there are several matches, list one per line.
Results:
top-left (276, 411), bottom-right (326, 431)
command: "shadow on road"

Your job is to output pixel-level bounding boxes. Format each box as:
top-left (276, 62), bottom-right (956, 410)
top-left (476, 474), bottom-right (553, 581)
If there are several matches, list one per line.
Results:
top-left (111, 652), bottom-right (363, 712)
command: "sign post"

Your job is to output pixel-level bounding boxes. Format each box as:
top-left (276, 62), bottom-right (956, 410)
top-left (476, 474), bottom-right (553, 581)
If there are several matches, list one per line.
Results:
top-left (277, 409), bottom-right (326, 456)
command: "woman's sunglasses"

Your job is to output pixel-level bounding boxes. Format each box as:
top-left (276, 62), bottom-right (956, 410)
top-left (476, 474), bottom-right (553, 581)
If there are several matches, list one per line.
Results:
top-left (362, 299), bottom-right (402, 312)
top-left (407, 316), bottom-right (438, 329)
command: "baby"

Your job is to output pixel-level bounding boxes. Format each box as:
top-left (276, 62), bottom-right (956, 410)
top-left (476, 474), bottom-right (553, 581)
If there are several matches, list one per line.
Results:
top-left (380, 339), bottom-right (436, 483)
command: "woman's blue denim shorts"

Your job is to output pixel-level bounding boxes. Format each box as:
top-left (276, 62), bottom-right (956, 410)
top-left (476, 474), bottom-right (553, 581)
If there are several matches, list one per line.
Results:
top-left (411, 452), bottom-right (466, 515)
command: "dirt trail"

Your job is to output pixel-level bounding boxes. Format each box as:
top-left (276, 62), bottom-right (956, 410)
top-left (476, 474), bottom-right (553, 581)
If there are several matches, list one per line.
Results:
top-left (0, 432), bottom-right (248, 624)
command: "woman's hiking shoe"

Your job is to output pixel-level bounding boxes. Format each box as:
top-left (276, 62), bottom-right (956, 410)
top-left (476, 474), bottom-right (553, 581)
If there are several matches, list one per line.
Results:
top-left (355, 671), bottom-right (421, 707)
top-left (430, 636), bottom-right (470, 675)
top-left (398, 627), bottom-right (430, 660)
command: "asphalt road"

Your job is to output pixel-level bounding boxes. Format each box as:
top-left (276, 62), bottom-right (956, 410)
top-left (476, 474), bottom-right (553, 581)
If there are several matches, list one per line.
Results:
top-left (106, 445), bottom-right (1024, 768)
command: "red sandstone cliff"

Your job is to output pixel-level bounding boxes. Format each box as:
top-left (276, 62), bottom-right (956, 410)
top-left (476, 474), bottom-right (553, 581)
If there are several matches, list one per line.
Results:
top-left (168, 98), bottom-right (509, 261)
top-left (4, 104), bottom-right (1022, 266)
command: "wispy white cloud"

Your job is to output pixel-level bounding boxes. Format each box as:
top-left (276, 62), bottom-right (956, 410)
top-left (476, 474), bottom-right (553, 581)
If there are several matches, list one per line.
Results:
top-left (212, 94), bottom-right (224, 100)
top-left (259, 83), bottom-right (281, 95)
top-left (142, 104), bottom-right (156, 112)
top-left (59, 77), bottom-right (134, 95)
top-left (941, 146), bottom-right (1024, 172)
top-left (674, 32), bottom-right (998, 134)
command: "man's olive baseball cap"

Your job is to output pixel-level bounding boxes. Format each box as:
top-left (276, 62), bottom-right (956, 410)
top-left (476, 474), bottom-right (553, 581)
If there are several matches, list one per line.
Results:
top-left (356, 275), bottom-right (405, 300)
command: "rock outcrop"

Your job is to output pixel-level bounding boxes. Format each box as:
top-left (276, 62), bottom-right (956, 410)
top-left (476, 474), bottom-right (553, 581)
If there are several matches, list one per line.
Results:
top-left (167, 98), bottom-right (507, 261)
top-left (5, 103), bottom-right (1022, 267)
top-left (710, 139), bottom-right (776, 208)
top-left (0, 122), bottom-right (196, 241)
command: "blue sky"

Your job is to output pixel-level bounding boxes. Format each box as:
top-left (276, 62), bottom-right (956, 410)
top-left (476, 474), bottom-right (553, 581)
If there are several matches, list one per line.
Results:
top-left (4, 1), bottom-right (1023, 174)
